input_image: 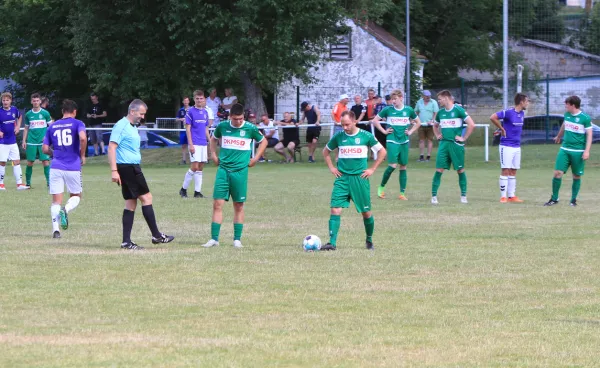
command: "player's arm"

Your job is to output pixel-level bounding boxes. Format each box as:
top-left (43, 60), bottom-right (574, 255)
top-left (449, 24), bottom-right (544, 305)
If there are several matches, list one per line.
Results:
top-left (22, 120), bottom-right (29, 149)
top-left (431, 111), bottom-right (437, 125)
top-left (322, 139), bottom-right (341, 177)
top-left (314, 106), bottom-right (321, 126)
top-left (371, 115), bottom-right (389, 135)
top-left (186, 124), bottom-right (195, 154)
top-left (433, 121), bottom-right (442, 140)
top-left (42, 130), bottom-right (52, 156)
top-left (583, 127), bottom-right (593, 160)
top-left (15, 115), bottom-right (22, 134)
top-left (554, 123), bottom-right (565, 144)
top-left (251, 137), bottom-right (268, 167)
top-left (210, 136), bottom-right (220, 165)
top-left (489, 112), bottom-right (506, 137)
top-left (108, 142), bottom-right (120, 185)
top-left (79, 129), bottom-right (87, 165)
top-left (357, 107), bottom-right (366, 122)
top-left (362, 143), bottom-right (386, 178)
top-left (456, 116), bottom-right (475, 142)
top-left (407, 117), bottom-right (421, 136)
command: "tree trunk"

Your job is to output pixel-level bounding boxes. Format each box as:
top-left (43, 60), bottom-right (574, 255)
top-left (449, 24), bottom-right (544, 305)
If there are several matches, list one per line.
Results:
top-left (241, 71), bottom-right (268, 118)
top-left (586, 0), bottom-right (592, 14)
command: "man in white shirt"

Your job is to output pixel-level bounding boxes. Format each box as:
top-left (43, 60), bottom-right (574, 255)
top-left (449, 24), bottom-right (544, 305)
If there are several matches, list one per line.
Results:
top-left (206, 88), bottom-right (222, 126)
top-left (257, 114), bottom-right (279, 162)
top-left (221, 88), bottom-right (238, 113)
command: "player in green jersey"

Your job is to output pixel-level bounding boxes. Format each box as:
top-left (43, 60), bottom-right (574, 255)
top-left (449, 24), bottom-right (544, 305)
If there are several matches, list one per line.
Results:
top-left (431, 90), bottom-right (476, 204)
top-left (321, 110), bottom-right (387, 251)
top-left (22, 93), bottom-right (53, 188)
top-left (371, 89), bottom-right (421, 200)
top-left (202, 103), bottom-right (268, 248)
top-left (544, 96), bottom-right (593, 207)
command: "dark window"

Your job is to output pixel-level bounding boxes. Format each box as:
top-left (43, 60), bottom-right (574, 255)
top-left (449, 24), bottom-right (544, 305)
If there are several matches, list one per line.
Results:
top-left (330, 32), bottom-right (352, 60)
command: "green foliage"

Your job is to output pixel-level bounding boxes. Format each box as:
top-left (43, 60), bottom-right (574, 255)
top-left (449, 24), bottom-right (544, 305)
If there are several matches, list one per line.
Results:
top-left (578, 4), bottom-right (600, 55)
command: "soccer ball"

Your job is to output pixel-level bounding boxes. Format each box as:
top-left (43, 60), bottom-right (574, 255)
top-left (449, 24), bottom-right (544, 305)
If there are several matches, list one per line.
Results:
top-left (303, 235), bottom-right (322, 252)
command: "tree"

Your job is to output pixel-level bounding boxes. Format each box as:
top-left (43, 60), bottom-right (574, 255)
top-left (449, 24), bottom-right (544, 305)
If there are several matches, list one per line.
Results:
top-left (579, 4), bottom-right (600, 55)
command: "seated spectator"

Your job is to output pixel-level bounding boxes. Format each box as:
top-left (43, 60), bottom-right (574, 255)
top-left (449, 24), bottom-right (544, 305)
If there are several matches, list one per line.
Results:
top-left (257, 114), bottom-right (280, 162)
top-left (274, 112), bottom-right (299, 163)
top-left (248, 113), bottom-right (258, 126)
top-left (221, 88), bottom-right (238, 113)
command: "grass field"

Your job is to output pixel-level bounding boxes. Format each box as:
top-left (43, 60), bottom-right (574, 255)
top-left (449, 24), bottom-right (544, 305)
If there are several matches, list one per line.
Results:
top-left (1, 144), bottom-right (600, 367)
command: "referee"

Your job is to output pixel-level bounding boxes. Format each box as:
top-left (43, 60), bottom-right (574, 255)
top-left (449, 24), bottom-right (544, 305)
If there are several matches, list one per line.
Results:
top-left (108, 99), bottom-right (174, 250)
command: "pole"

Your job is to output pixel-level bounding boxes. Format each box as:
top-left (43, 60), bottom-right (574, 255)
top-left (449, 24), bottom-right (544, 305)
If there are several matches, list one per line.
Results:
top-left (502, 0), bottom-right (508, 110)
top-left (517, 65), bottom-right (523, 93)
top-left (377, 81), bottom-right (381, 97)
top-left (460, 78), bottom-right (465, 105)
top-left (484, 125), bottom-right (489, 162)
top-left (296, 86), bottom-right (300, 121)
top-left (406, 0), bottom-right (411, 106)
top-left (545, 74), bottom-right (550, 142)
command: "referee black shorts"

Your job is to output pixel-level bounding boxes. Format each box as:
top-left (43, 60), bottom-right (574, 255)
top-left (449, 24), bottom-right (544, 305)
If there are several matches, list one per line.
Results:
top-left (117, 164), bottom-right (150, 200)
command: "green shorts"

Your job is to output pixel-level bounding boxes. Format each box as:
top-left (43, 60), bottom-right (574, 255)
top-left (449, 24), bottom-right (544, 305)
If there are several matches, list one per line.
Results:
top-left (330, 174), bottom-right (371, 213)
top-left (213, 166), bottom-right (248, 202)
top-left (386, 142), bottom-right (409, 165)
top-left (26, 144), bottom-right (50, 162)
top-left (555, 148), bottom-right (585, 176)
top-left (436, 140), bottom-right (465, 171)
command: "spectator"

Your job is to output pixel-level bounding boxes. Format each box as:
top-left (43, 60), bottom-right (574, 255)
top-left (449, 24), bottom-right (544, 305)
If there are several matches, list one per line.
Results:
top-left (176, 97), bottom-right (191, 165)
top-left (350, 94), bottom-right (368, 132)
top-left (331, 94), bottom-right (349, 134)
top-left (257, 114), bottom-right (279, 162)
top-left (373, 95), bottom-right (387, 116)
top-left (299, 101), bottom-right (321, 163)
top-left (385, 94), bottom-right (392, 106)
top-left (414, 90), bottom-right (439, 162)
top-left (206, 88), bottom-right (222, 126)
top-left (139, 119), bottom-right (148, 149)
top-left (274, 112), bottom-right (299, 163)
top-left (248, 113), bottom-right (258, 126)
top-left (365, 88), bottom-right (377, 120)
top-left (86, 92), bottom-right (107, 156)
top-left (372, 96), bottom-right (388, 148)
top-left (41, 97), bottom-right (49, 110)
top-left (221, 88), bottom-right (238, 113)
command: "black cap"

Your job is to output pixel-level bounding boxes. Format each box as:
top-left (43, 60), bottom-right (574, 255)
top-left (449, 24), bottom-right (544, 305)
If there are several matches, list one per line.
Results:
top-left (300, 101), bottom-right (309, 110)
top-left (385, 94), bottom-right (391, 100)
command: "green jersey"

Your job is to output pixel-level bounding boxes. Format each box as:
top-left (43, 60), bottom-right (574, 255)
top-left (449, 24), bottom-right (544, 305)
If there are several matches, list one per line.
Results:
top-left (24, 108), bottom-right (52, 145)
top-left (213, 121), bottom-right (264, 172)
top-left (377, 105), bottom-right (417, 144)
top-left (326, 129), bottom-right (381, 175)
top-left (561, 111), bottom-right (592, 151)
top-left (435, 104), bottom-right (469, 145)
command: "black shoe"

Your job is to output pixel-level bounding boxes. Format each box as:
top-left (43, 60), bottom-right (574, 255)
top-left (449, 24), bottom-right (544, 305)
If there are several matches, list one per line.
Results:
top-left (121, 241), bottom-right (144, 250)
top-left (179, 188), bottom-right (188, 198)
top-left (418, 156), bottom-right (424, 162)
top-left (570, 199), bottom-right (577, 207)
top-left (426, 156), bottom-right (431, 162)
top-left (194, 191), bottom-right (204, 198)
top-left (152, 233), bottom-right (175, 244)
top-left (321, 243), bottom-right (336, 251)
top-left (544, 198), bottom-right (559, 206)
top-left (52, 231), bottom-right (61, 239)
top-left (366, 241), bottom-right (374, 250)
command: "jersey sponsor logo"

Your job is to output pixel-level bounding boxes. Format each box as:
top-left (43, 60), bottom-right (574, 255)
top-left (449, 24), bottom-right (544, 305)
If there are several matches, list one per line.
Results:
top-left (439, 118), bottom-right (462, 128)
top-left (29, 119), bottom-right (47, 129)
top-left (338, 145), bottom-right (368, 159)
top-left (221, 136), bottom-right (252, 151)
top-left (564, 122), bottom-right (584, 134)
top-left (388, 117), bottom-right (410, 126)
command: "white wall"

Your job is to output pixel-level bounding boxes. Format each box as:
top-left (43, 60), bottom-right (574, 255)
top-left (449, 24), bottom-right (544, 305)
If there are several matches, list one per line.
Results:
top-left (276, 19), bottom-right (407, 122)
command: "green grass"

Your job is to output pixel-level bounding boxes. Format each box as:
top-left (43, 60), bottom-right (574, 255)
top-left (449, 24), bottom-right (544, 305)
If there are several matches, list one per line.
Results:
top-left (2, 145), bottom-right (600, 367)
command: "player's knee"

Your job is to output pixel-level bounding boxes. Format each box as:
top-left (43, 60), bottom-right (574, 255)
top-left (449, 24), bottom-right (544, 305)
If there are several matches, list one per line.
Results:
top-left (389, 164), bottom-right (397, 169)
top-left (27, 162), bottom-right (34, 166)
top-left (554, 171), bottom-right (563, 178)
top-left (330, 207), bottom-right (342, 216)
top-left (573, 175), bottom-right (581, 180)
top-left (399, 166), bottom-right (406, 170)
top-left (213, 200), bottom-right (224, 211)
top-left (361, 211), bottom-right (372, 219)
top-left (457, 169), bottom-right (465, 174)
top-left (0, 162), bottom-right (5, 166)
top-left (139, 193), bottom-right (153, 205)
top-left (13, 160), bottom-right (20, 165)
top-left (233, 202), bottom-right (244, 211)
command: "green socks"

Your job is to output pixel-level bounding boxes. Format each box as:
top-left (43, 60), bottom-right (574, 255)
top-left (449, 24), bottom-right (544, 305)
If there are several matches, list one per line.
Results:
top-left (25, 165), bottom-right (32, 186)
top-left (552, 177), bottom-right (562, 201)
top-left (211, 222), bottom-right (221, 241)
top-left (44, 165), bottom-right (50, 185)
top-left (458, 172), bottom-right (467, 196)
top-left (233, 223), bottom-right (244, 241)
top-left (328, 214), bottom-right (341, 247)
top-left (571, 178), bottom-right (581, 202)
top-left (399, 170), bottom-right (407, 193)
top-left (432, 171), bottom-right (443, 196)
top-left (363, 216), bottom-right (374, 242)
top-left (380, 166), bottom-right (395, 187)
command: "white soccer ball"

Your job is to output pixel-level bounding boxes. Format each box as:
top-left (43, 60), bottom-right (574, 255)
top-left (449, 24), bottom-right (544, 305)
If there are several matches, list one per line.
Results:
top-left (303, 235), bottom-right (322, 252)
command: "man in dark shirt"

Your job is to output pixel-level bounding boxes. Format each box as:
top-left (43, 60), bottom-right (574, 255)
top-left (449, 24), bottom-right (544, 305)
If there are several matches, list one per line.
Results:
top-left (274, 112), bottom-right (299, 163)
top-left (86, 93), bottom-right (107, 156)
top-left (350, 94), bottom-right (369, 133)
top-left (299, 101), bottom-right (321, 163)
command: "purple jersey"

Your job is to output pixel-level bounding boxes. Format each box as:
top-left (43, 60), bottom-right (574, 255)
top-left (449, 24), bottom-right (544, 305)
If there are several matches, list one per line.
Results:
top-left (496, 108), bottom-right (525, 148)
top-left (185, 106), bottom-right (213, 146)
top-left (0, 106), bottom-right (21, 145)
top-left (43, 117), bottom-right (86, 171)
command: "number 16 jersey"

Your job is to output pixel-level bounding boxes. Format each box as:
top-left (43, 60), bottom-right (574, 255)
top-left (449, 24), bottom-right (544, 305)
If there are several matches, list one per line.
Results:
top-left (43, 117), bottom-right (86, 171)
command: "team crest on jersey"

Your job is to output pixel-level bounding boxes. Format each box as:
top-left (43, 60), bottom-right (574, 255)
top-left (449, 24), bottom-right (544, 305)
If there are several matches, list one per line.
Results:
top-left (240, 131), bottom-right (246, 137)
top-left (451, 112), bottom-right (455, 117)
top-left (402, 112), bottom-right (407, 116)
top-left (575, 118), bottom-right (580, 122)
top-left (355, 138), bottom-right (360, 144)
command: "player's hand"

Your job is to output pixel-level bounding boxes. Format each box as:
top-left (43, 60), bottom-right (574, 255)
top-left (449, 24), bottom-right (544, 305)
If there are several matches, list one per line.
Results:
top-left (0, 131), bottom-right (3, 138)
top-left (455, 135), bottom-right (465, 142)
top-left (329, 166), bottom-right (342, 178)
top-left (14, 126), bottom-right (19, 135)
top-left (405, 129), bottom-right (414, 136)
top-left (189, 145), bottom-right (196, 154)
top-left (553, 136), bottom-right (561, 144)
top-left (386, 128), bottom-right (393, 134)
top-left (583, 150), bottom-right (590, 160)
top-left (22, 142), bottom-right (27, 150)
top-left (81, 156), bottom-right (86, 166)
top-left (361, 168), bottom-right (375, 178)
top-left (499, 127), bottom-right (507, 137)
top-left (436, 134), bottom-right (442, 140)
top-left (87, 114), bottom-right (91, 118)
top-left (111, 171), bottom-right (121, 186)
top-left (315, 122), bottom-right (320, 126)
top-left (212, 154), bottom-right (219, 166)
top-left (248, 158), bottom-right (258, 167)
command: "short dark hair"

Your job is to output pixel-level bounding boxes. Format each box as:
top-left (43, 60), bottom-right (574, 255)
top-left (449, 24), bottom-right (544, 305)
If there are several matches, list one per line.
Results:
top-left (565, 96), bottom-right (581, 109)
top-left (341, 110), bottom-right (355, 120)
top-left (62, 99), bottom-right (78, 113)
top-left (90, 92), bottom-right (97, 98)
top-left (514, 93), bottom-right (528, 106)
top-left (31, 93), bottom-right (41, 100)
top-left (230, 103), bottom-right (245, 116)
top-left (300, 101), bottom-right (309, 110)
